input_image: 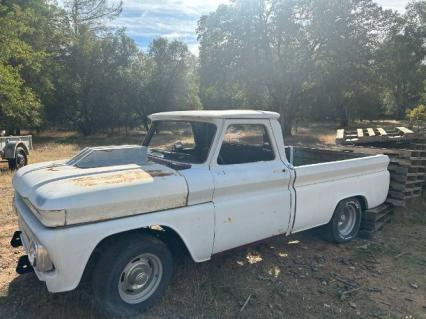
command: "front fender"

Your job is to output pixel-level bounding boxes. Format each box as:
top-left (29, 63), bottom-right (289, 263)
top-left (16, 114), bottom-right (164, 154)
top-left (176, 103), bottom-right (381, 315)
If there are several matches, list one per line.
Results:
top-left (4, 141), bottom-right (29, 159)
top-left (17, 200), bottom-right (215, 293)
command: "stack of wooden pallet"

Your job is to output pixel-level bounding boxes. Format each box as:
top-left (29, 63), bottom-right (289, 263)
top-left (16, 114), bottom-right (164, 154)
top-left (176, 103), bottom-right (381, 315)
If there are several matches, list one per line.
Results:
top-left (359, 203), bottom-right (393, 239)
top-left (336, 127), bottom-right (414, 145)
top-left (385, 143), bottom-right (426, 206)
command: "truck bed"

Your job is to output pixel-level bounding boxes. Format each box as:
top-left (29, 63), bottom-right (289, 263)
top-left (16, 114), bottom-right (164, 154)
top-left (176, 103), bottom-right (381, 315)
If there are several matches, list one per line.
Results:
top-left (288, 146), bottom-right (390, 233)
top-left (0, 135), bottom-right (33, 150)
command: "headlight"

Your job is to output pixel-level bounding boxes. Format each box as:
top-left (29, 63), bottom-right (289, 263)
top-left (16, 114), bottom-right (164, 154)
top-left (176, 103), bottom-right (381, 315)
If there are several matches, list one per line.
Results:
top-left (21, 196), bottom-right (66, 227)
top-left (27, 239), bottom-right (54, 272)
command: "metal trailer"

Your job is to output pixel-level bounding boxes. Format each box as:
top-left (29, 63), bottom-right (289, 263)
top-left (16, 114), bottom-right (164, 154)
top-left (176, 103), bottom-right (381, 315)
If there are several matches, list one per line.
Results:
top-left (0, 135), bottom-right (32, 169)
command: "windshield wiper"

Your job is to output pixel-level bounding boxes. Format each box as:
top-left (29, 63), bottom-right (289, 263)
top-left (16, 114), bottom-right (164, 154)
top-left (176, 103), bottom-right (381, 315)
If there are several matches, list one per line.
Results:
top-left (147, 154), bottom-right (192, 170)
top-left (148, 149), bottom-right (166, 158)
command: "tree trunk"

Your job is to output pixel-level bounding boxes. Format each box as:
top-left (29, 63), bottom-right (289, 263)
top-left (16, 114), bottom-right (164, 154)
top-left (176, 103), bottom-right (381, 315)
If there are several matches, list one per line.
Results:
top-left (394, 83), bottom-right (406, 119)
top-left (279, 104), bottom-right (293, 137)
top-left (283, 118), bottom-right (293, 136)
top-left (339, 103), bottom-right (350, 128)
top-left (142, 116), bottom-right (149, 132)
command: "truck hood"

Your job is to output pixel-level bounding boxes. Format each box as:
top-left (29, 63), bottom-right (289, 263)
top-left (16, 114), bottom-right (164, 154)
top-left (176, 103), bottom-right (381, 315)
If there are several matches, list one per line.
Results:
top-left (13, 146), bottom-right (188, 227)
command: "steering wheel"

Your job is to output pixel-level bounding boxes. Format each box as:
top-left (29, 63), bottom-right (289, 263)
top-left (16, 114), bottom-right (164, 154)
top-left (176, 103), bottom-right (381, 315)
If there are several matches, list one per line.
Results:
top-left (173, 141), bottom-right (184, 152)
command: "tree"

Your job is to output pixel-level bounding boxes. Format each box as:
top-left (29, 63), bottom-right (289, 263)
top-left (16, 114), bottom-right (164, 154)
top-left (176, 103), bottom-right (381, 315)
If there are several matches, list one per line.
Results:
top-left (198, 0), bottom-right (409, 134)
top-left (406, 104), bottom-right (426, 131)
top-left (64, 0), bottom-right (122, 35)
top-left (376, 1), bottom-right (426, 118)
top-left (61, 27), bottom-right (141, 134)
top-left (198, 0), bottom-right (313, 135)
top-left (307, 0), bottom-right (391, 126)
top-left (0, 1), bottom-right (46, 132)
top-left (134, 38), bottom-right (201, 129)
top-left (2, 0), bottom-right (426, 136)
top-left (0, 64), bottom-right (42, 133)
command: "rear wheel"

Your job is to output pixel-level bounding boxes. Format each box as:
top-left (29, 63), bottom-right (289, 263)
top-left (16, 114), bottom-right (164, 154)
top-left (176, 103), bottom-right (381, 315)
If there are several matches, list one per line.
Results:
top-left (8, 147), bottom-right (27, 170)
top-left (92, 233), bottom-right (173, 316)
top-left (322, 198), bottom-right (362, 243)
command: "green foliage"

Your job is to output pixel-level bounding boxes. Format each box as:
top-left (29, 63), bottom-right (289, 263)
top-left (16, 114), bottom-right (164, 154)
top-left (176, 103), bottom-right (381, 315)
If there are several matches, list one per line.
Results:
top-left (198, 0), bottom-right (426, 134)
top-left (376, 1), bottom-right (426, 118)
top-left (0, 0), bottom-right (199, 134)
top-left (64, 0), bottom-right (123, 34)
top-left (0, 1), bottom-right (49, 130)
top-left (0, 64), bottom-right (42, 129)
top-left (0, 0), bottom-right (425, 135)
top-left (144, 38), bottom-right (201, 113)
top-left (59, 32), bottom-right (200, 134)
top-left (406, 104), bottom-right (426, 130)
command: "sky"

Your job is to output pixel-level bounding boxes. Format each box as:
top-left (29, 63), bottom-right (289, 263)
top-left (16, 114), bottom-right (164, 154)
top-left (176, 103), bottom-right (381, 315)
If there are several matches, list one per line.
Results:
top-left (105, 0), bottom-right (409, 55)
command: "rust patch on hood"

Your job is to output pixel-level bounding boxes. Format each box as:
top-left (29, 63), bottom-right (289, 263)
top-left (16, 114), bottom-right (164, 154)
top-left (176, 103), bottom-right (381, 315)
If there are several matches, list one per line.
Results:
top-left (71, 169), bottom-right (155, 187)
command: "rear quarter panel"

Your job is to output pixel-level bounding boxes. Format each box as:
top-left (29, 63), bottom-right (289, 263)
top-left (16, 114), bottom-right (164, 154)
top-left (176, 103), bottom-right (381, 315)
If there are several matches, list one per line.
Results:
top-left (291, 155), bottom-right (390, 233)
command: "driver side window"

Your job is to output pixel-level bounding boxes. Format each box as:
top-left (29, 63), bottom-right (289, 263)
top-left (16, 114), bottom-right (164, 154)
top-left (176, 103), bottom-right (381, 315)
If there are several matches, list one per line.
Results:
top-left (217, 124), bottom-right (275, 165)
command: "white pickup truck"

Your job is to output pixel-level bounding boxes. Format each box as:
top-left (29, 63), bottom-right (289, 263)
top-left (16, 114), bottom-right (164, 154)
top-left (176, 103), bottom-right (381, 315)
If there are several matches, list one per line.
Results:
top-left (10, 110), bottom-right (390, 315)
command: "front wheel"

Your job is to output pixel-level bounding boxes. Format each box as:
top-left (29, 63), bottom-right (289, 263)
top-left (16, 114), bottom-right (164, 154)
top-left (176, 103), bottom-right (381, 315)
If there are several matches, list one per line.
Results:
top-left (322, 198), bottom-right (362, 243)
top-left (8, 147), bottom-right (27, 170)
top-left (92, 233), bottom-right (173, 316)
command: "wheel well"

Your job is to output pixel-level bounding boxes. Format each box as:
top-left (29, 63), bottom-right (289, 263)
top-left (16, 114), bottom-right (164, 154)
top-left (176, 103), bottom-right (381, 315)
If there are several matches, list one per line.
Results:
top-left (353, 195), bottom-right (368, 211)
top-left (16, 142), bottom-right (29, 155)
top-left (335, 196), bottom-right (367, 213)
top-left (80, 226), bottom-right (191, 288)
top-left (326, 195), bottom-right (367, 225)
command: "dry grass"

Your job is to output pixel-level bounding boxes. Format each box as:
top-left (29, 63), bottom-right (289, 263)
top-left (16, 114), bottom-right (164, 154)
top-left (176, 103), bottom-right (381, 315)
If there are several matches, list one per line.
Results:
top-left (0, 129), bottom-right (425, 319)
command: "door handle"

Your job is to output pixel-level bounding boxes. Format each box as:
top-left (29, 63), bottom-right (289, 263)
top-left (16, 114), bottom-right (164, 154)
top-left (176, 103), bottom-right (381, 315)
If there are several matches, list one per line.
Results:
top-left (273, 168), bottom-right (287, 174)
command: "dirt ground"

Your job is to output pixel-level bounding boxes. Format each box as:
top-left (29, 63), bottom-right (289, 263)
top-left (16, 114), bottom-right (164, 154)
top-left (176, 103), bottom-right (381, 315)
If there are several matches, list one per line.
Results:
top-left (0, 129), bottom-right (425, 319)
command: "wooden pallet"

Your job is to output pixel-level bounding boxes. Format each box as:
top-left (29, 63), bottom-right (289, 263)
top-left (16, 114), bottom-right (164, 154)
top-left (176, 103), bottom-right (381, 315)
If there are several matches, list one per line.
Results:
top-left (359, 203), bottom-right (393, 239)
top-left (388, 188), bottom-right (422, 200)
top-left (336, 127), bottom-right (415, 145)
top-left (386, 143), bottom-right (426, 205)
top-left (388, 165), bottom-right (426, 174)
top-left (387, 164), bottom-right (424, 206)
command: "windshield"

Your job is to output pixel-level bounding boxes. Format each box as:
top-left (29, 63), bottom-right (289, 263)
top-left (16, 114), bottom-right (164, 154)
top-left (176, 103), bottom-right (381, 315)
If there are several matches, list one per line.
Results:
top-left (143, 121), bottom-right (217, 164)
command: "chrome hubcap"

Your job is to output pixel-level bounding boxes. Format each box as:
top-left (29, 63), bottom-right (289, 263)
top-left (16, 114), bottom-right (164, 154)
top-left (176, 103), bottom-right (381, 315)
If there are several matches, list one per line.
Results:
top-left (118, 253), bottom-right (163, 304)
top-left (337, 202), bottom-right (357, 236)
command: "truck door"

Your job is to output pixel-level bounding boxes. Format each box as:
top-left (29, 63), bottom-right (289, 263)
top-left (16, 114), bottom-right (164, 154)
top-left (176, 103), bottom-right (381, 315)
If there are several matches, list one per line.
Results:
top-left (210, 119), bottom-right (292, 253)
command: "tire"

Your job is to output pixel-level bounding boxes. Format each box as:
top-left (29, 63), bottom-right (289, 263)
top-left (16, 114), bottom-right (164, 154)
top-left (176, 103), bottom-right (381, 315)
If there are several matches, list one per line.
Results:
top-left (92, 233), bottom-right (173, 316)
top-left (322, 198), bottom-right (362, 243)
top-left (8, 147), bottom-right (27, 170)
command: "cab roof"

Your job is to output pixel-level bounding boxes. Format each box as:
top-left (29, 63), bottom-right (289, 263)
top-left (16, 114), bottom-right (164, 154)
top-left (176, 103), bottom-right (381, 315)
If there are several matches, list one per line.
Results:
top-left (149, 110), bottom-right (280, 121)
